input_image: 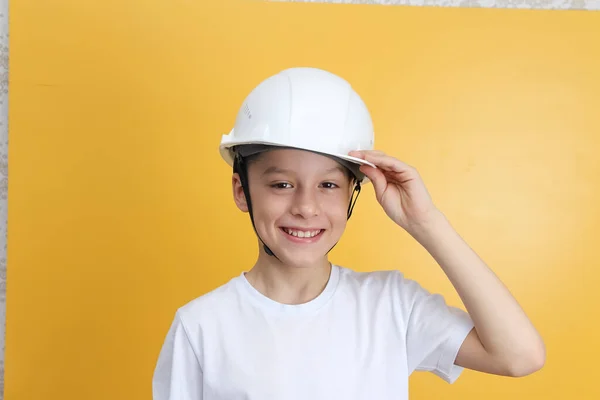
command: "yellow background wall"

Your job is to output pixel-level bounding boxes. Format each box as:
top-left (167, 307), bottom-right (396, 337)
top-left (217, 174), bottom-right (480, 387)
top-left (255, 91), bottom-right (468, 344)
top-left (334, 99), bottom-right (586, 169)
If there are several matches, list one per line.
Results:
top-left (6, 0), bottom-right (600, 398)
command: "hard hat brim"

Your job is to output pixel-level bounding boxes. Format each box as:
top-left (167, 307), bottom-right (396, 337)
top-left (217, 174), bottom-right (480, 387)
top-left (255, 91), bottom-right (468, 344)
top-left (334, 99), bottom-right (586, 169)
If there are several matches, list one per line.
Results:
top-left (219, 138), bottom-right (376, 184)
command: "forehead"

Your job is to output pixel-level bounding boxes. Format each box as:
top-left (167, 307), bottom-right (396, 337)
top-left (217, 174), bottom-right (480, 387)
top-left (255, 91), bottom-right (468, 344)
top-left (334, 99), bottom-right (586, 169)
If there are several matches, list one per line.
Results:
top-left (252, 149), bottom-right (347, 175)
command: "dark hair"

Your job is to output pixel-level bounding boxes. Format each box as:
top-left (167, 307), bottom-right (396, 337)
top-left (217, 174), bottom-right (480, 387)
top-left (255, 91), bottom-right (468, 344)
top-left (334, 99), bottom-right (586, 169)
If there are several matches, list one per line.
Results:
top-left (243, 152), bottom-right (264, 167)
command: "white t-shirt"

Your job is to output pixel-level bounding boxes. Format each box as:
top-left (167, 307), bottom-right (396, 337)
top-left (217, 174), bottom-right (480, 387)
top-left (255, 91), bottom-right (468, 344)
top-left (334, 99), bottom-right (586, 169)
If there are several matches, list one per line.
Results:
top-left (152, 265), bottom-right (474, 400)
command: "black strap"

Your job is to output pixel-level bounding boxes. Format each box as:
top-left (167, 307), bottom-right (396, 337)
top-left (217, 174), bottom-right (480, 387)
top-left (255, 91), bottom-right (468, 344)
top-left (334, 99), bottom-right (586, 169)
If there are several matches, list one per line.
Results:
top-left (347, 182), bottom-right (361, 219)
top-left (234, 154), bottom-right (277, 257)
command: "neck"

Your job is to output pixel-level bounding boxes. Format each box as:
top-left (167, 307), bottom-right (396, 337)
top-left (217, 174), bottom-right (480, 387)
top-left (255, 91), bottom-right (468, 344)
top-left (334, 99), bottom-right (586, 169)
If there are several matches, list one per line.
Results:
top-left (244, 250), bottom-right (332, 305)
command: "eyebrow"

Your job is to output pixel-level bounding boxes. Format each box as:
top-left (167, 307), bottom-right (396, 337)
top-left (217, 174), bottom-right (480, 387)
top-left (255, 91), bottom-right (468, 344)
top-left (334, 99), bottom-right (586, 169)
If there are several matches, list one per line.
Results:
top-left (261, 165), bottom-right (346, 177)
top-left (261, 166), bottom-right (292, 177)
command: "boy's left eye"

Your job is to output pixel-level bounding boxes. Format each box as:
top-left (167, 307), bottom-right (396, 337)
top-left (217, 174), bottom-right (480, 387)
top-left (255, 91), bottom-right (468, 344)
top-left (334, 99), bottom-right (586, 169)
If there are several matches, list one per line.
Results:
top-left (321, 182), bottom-right (339, 189)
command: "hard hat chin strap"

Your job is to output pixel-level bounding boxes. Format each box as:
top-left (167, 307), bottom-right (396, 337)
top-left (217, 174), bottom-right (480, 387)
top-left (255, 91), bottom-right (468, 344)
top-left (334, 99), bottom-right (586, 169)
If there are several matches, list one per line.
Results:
top-left (325, 181), bottom-right (361, 255)
top-left (347, 182), bottom-right (361, 219)
top-left (234, 154), bottom-right (361, 260)
top-left (234, 154), bottom-right (278, 259)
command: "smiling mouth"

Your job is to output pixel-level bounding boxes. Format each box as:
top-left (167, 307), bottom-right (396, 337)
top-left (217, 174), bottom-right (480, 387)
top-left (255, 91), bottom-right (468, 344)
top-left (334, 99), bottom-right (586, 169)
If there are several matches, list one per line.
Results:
top-left (280, 227), bottom-right (324, 239)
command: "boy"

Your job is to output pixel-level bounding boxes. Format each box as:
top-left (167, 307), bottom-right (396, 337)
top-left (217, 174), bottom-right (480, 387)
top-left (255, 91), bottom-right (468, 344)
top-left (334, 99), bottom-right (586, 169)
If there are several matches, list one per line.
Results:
top-left (152, 67), bottom-right (545, 399)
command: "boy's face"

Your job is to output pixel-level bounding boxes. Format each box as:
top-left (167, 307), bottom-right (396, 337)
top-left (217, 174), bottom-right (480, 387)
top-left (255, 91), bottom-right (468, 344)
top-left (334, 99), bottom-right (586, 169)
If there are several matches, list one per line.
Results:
top-left (233, 149), bottom-right (354, 268)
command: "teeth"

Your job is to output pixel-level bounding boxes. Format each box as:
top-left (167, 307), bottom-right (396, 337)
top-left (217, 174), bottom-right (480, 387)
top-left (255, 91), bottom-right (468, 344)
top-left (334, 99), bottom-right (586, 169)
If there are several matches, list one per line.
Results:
top-left (284, 228), bottom-right (321, 238)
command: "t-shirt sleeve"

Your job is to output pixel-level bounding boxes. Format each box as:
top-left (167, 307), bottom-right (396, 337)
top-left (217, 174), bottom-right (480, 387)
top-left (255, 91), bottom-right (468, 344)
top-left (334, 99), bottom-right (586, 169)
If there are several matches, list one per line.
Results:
top-left (398, 273), bottom-right (474, 384)
top-left (152, 311), bottom-right (203, 400)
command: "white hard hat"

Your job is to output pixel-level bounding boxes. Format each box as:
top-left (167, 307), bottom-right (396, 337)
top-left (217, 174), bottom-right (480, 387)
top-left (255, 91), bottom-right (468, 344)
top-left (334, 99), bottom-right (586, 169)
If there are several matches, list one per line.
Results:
top-left (219, 67), bottom-right (376, 183)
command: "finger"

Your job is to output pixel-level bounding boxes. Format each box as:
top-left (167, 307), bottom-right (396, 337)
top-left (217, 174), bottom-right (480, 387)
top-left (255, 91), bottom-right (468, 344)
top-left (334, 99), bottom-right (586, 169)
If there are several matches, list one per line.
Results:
top-left (382, 169), bottom-right (416, 185)
top-left (359, 165), bottom-right (387, 201)
top-left (354, 151), bottom-right (414, 174)
top-left (349, 150), bottom-right (385, 159)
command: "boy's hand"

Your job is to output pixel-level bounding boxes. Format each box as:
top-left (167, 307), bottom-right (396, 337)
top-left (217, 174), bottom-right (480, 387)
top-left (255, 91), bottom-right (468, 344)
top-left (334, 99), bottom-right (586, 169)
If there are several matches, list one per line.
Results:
top-left (349, 150), bottom-right (441, 233)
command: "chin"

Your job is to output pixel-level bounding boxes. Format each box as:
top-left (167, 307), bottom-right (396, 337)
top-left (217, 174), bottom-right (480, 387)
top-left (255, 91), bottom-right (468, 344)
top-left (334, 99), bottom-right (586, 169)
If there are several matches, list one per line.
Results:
top-left (270, 244), bottom-right (331, 268)
top-left (281, 254), bottom-right (326, 269)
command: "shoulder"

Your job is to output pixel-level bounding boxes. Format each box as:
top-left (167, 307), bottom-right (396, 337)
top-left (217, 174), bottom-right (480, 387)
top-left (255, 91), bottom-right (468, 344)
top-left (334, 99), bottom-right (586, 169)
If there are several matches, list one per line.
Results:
top-left (336, 265), bottom-right (426, 299)
top-left (175, 274), bottom-right (244, 327)
top-left (335, 265), bottom-right (454, 324)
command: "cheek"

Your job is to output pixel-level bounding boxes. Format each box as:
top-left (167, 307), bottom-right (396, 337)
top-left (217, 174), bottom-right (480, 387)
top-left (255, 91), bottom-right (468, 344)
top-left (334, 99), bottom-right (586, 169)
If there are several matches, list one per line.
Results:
top-left (249, 191), bottom-right (288, 223)
top-left (323, 193), bottom-right (351, 224)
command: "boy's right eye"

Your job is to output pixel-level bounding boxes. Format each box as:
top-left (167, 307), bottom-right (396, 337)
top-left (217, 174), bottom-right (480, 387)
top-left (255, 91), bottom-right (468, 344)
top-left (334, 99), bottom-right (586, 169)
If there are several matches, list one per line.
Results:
top-left (271, 182), bottom-right (292, 189)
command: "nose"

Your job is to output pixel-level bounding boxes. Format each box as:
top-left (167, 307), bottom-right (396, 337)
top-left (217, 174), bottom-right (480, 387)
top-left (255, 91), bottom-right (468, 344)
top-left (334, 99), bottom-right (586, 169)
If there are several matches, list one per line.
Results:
top-left (290, 187), bottom-right (320, 219)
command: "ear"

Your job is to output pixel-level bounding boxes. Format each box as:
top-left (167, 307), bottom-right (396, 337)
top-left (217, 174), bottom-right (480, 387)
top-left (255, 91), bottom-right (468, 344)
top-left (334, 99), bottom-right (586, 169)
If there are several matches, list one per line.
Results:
top-left (232, 173), bottom-right (249, 213)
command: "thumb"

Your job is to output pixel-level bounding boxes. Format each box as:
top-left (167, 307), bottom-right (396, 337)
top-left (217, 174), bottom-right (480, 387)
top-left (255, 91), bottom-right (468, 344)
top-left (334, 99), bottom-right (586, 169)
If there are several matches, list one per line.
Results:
top-left (359, 165), bottom-right (387, 202)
